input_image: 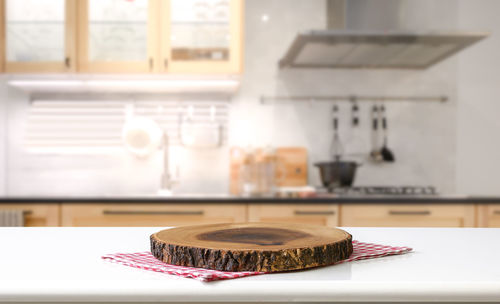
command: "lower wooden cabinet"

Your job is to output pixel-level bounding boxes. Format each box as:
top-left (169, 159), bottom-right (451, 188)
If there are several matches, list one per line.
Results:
top-left (248, 204), bottom-right (339, 227)
top-left (0, 202), bottom-right (484, 228)
top-left (61, 203), bottom-right (246, 227)
top-left (477, 204), bottom-right (500, 227)
top-left (340, 204), bottom-right (475, 227)
top-left (0, 204), bottom-right (60, 226)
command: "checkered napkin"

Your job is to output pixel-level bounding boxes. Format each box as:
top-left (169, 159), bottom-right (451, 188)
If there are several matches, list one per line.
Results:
top-left (102, 240), bottom-right (412, 282)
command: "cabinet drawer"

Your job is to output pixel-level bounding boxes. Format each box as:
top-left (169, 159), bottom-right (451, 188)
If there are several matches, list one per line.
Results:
top-left (477, 204), bottom-right (500, 227)
top-left (61, 203), bottom-right (246, 227)
top-left (340, 204), bottom-right (475, 227)
top-left (248, 204), bottom-right (339, 227)
top-left (0, 204), bottom-right (60, 226)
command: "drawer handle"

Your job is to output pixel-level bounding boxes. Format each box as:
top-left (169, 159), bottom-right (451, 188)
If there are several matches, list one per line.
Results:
top-left (23, 210), bottom-right (32, 216)
top-left (493, 210), bottom-right (500, 215)
top-left (102, 210), bottom-right (204, 216)
top-left (389, 210), bottom-right (431, 216)
top-left (294, 210), bottom-right (336, 215)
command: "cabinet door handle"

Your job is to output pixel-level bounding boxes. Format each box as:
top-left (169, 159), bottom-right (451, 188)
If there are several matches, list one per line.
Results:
top-left (493, 210), bottom-right (500, 215)
top-left (23, 210), bottom-right (32, 216)
top-left (102, 210), bottom-right (204, 216)
top-left (294, 210), bottom-right (336, 216)
top-left (65, 57), bottom-right (70, 68)
top-left (164, 59), bottom-right (168, 68)
top-left (388, 210), bottom-right (431, 216)
top-left (149, 58), bottom-right (154, 70)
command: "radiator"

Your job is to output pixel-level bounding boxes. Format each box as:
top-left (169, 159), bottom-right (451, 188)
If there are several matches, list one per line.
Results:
top-left (0, 210), bottom-right (25, 227)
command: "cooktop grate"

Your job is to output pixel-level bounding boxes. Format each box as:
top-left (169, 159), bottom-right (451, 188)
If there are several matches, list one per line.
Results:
top-left (325, 186), bottom-right (437, 196)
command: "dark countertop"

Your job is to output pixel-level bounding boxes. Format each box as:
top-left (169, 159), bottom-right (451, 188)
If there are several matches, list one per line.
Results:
top-left (0, 195), bottom-right (499, 204)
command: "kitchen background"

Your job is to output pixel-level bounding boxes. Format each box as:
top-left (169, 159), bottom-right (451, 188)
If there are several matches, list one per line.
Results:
top-left (0, 0), bottom-right (498, 197)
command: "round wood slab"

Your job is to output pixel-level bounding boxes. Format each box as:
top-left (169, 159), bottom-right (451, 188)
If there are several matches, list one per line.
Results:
top-left (150, 222), bottom-right (353, 272)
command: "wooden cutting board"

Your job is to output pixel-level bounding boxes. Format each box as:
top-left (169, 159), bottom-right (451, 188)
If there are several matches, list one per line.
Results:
top-left (275, 147), bottom-right (308, 187)
top-left (229, 147), bottom-right (308, 195)
top-left (150, 222), bottom-right (352, 272)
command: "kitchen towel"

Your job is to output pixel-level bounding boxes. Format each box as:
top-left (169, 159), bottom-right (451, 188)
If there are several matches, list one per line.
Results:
top-left (102, 240), bottom-right (412, 282)
top-left (0, 210), bottom-right (25, 227)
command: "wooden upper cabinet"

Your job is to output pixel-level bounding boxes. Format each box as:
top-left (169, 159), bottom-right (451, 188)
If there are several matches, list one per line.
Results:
top-left (77, 0), bottom-right (243, 74)
top-left (77, 0), bottom-right (159, 73)
top-left (1, 0), bottom-right (243, 74)
top-left (3, 0), bottom-right (76, 73)
top-left (159, 0), bottom-right (243, 74)
top-left (0, 0), bottom-right (4, 72)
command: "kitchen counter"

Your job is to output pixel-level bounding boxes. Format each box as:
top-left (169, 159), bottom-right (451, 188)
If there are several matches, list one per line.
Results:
top-left (1, 227), bottom-right (499, 303)
top-left (0, 194), bottom-right (499, 203)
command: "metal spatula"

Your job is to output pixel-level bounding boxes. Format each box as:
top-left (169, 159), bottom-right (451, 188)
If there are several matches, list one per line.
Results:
top-left (370, 105), bottom-right (383, 162)
top-left (380, 105), bottom-right (395, 162)
top-left (330, 105), bottom-right (344, 160)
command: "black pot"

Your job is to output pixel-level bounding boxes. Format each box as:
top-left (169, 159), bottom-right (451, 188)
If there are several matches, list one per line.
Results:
top-left (314, 161), bottom-right (361, 188)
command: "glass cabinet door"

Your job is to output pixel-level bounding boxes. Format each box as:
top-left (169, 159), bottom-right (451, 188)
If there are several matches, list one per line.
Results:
top-left (161, 0), bottom-right (242, 73)
top-left (3, 0), bottom-right (76, 73)
top-left (0, 0), bottom-right (4, 72)
top-left (77, 0), bottom-right (158, 73)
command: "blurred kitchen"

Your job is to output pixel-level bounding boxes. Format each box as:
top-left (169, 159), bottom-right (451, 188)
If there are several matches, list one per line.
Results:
top-left (0, 0), bottom-right (499, 228)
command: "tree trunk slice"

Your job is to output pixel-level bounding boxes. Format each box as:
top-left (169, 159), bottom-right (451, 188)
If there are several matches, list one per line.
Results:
top-left (150, 222), bottom-right (353, 272)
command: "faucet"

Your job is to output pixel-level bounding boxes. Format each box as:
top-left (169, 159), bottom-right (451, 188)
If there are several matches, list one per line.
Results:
top-left (159, 132), bottom-right (177, 195)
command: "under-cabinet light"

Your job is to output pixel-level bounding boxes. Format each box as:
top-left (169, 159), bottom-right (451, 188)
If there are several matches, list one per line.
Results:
top-left (8, 79), bottom-right (238, 87)
top-left (7, 79), bottom-right (240, 93)
top-left (9, 80), bottom-right (84, 87)
top-left (85, 79), bottom-right (239, 87)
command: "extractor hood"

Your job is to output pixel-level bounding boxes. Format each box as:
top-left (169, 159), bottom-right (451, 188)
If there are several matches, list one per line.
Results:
top-left (279, 0), bottom-right (488, 69)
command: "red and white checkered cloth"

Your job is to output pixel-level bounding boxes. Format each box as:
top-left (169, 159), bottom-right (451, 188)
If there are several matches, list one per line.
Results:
top-left (102, 240), bottom-right (412, 282)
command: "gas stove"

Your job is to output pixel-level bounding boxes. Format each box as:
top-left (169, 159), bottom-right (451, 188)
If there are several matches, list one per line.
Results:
top-left (324, 186), bottom-right (438, 197)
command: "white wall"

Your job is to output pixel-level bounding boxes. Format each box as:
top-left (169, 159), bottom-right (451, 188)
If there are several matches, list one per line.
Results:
top-left (456, 0), bottom-right (500, 195)
top-left (231, 0), bottom-right (458, 192)
top-left (0, 0), bottom-right (486, 196)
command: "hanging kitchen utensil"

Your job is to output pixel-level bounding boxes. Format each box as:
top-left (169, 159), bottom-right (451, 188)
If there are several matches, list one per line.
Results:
top-left (350, 97), bottom-right (359, 127)
top-left (369, 105), bottom-right (383, 162)
top-left (316, 105), bottom-right (361, 188)
top-left (179, 105), bottom-right (222, 148)
top-left (343, 97), bottom-right (365, 161)
top-left (380, 105), bottom-right (395, 162)
top-left (330, 104), bottom-right (343, 160)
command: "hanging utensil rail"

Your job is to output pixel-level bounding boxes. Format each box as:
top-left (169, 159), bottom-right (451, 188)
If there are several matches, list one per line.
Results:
top-left (260, 95), bottom-right (448, 104)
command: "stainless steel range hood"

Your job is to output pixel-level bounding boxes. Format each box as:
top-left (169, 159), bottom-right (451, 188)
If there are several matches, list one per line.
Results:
top-left (279, 0), bottom-right (488, 69)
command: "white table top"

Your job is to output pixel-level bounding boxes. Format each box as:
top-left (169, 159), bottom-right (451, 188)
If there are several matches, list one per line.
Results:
top-left (0, 227), bottom-right (499, 303)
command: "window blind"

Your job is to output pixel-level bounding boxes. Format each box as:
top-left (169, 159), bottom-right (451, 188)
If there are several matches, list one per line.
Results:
top-left (25, 100), bottom-right (229, 152)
